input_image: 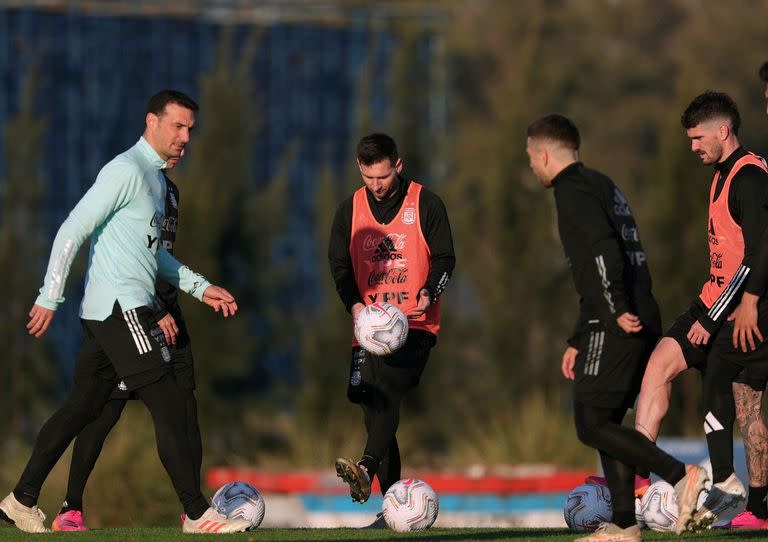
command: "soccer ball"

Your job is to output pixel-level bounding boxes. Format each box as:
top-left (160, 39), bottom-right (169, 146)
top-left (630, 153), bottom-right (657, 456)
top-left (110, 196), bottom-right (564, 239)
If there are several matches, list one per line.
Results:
top-left (635, 497), bottom-right (646, 529)
top-left (564, 483), bottom-right (612, 532)
top-left (382, 478), bottom-right (439, 532)
top-left (354, 302), bottom-right (409, 355)
top-left (211, 481), bottom-right (265, 530)
top-left (640, 480), bottom-right (678, 532)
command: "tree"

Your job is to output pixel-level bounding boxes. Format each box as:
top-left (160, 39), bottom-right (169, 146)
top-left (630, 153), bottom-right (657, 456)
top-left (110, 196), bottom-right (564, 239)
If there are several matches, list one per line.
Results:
top-left (0, 63), bottom-right (58, 440)
top-left (170, 26), bottom-right (292, 461)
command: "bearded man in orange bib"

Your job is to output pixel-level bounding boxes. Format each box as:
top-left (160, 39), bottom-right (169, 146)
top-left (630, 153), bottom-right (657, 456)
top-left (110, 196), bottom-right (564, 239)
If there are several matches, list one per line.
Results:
top-left (328, 133), bottom-right (455, 525)
top-left (635, 91), bottom-right (768, 531)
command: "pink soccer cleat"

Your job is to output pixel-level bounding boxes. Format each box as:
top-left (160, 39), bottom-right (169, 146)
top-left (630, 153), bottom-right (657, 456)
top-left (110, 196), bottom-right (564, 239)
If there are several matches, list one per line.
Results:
top-left (52, 509), bottom-right (88, 532)
top-left (634, 475), bottom-right (651, 498)
top-left (726, 510), bottom-right (767, 529)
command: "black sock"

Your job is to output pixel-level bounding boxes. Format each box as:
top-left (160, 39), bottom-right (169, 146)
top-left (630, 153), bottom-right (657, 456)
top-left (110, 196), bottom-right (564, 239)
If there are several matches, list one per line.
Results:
top-left (359, 454), bottom-right (379, 477)
top-left (59, 500), bottom-right (82, 514)
top-left (186, 502), bottom-right (209, 521)
top-left (12, 490), bottom-right (36, 508)
top-left (612, 510), bottom-right (636, 529)
top-left (747, 486), bottom-right (768, 518)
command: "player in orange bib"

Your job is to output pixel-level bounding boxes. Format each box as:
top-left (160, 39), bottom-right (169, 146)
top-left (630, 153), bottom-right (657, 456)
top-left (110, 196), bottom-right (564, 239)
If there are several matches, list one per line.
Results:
top-left (627, 92), bottom-right (768, 531)
top-left (714, 63), bottom-right (768, 531)
top-left (328, 133), bottom-right (455, 526)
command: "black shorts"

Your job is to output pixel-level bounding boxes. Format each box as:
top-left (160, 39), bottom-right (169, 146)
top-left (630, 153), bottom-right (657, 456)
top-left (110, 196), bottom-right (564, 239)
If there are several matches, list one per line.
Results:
top-left (111, 315), bottom-right (194, 399)
top-left (347, 329), bottom-right (435, 405)
top-left (711, 297), bottom-right (768, 391)
top-left (573, 321), bottom-right (658, 409)
top-left (663, 299), bottom-right (710, 369)
top-left (665, 298), bottom-right (768, 390)
top-left (83, 302), bottom-right (172, 392)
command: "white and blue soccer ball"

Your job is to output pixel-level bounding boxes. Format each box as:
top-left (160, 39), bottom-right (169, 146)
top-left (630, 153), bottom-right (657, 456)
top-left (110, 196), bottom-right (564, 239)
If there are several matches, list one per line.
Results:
top-left (211, 481), bottom-right (265, 530)
top-left (382, 478), bottom-right (439, 532)
top-left (354, 302), bottom-right (409, 355)
top-left (564, 483), bottom-right (612, 532)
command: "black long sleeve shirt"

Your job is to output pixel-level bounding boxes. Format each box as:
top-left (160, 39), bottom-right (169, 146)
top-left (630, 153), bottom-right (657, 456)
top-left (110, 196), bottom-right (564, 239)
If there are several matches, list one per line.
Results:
top-left (552, 163), bottom-right (661, 345)
top-left (697, 147), bottom-right (768, 332)
top-left (328, 177), bottom-right (455, 313)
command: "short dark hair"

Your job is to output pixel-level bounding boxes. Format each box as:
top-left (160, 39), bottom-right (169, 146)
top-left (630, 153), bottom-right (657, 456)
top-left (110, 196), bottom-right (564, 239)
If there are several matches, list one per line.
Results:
top-left (146, 90), bottom-right (199, 116)
top-left (681, 91), bottom-right (740, 135)
top-left (356, 133), bottom-right (398, 166)
top-left (760, 61), bottom-right (768, 83)
top-left (526, 114), bottom-right (580, 150)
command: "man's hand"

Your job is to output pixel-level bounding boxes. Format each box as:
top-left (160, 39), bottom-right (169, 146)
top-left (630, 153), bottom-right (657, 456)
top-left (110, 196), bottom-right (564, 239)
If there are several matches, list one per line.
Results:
top-left (728, 292), bottom-right (763, 352)
top-left (351, 302), bottom-right (365, 321)
top-left (157, 313), bottom-right (179, 346)
top-left (562, 346), bottom-right (578, 380)
top-left (27, 304), bottom-right (55, 338)
top-left (686, 320), bottom-right (711, 346)
top-left (616, 312), bottom-right (643, 334)
top-left (407, 289), bottom-right (431, 318)
top-left (202, 285), bottom-right (238, 317)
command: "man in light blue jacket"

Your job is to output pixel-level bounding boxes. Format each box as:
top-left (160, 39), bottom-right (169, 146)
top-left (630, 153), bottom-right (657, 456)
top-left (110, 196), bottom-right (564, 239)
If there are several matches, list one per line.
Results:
top-left (0, 90), bottom-right (250, 534)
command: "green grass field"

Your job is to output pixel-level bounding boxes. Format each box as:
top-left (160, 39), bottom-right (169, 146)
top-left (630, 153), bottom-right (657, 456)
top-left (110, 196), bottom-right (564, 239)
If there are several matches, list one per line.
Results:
top-left (0, 527), bottom-right (766, 541)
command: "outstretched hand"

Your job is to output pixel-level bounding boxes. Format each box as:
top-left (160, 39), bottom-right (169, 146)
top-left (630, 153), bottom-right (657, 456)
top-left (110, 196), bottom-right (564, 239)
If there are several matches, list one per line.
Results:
top-left (202, 285), bottom-right (238, 317)
top-left (27, 304), bottom-right (55, 337)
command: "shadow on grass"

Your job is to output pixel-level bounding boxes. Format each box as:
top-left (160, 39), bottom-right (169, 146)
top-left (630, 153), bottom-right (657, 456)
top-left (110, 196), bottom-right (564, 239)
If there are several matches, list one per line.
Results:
top-left (412, 529), bottom-right (571, 540)
top-left (262, 528), bottom-right (575, 541)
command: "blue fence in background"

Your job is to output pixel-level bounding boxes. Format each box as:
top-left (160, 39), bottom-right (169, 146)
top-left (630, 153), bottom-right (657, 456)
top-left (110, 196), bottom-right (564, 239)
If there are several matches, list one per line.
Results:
top-left (0, 4), bottom-right (446, 384)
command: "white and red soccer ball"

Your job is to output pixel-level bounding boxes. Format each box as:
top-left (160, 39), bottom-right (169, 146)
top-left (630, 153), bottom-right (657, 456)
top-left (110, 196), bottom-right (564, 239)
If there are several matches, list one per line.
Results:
top-left (382, 478), bottom-right (439, 532)
top-left (354, 302), bottom-right (409, 355)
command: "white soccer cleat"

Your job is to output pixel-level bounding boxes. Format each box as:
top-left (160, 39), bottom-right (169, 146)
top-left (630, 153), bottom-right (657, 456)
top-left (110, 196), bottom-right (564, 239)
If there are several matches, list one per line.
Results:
top-left (673, 464), bottom-right (709, 534)
top-left (573, 522), bottom-right (641, 542)
top-left (693, 473), bottom-right (746, 530)
top-left (0, 492), bottom-right (51, 533)
top-left (182, 506), bottom-right (251, 534)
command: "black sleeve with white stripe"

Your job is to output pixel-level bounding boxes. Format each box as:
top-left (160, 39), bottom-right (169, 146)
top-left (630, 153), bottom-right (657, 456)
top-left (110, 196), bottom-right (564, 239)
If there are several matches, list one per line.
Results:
top-left (699, 263), bottom-right (750, 334)
top-left (419, 188), bottom-right (456, 301)
top-left (591, 238), bottom-right (630, 320)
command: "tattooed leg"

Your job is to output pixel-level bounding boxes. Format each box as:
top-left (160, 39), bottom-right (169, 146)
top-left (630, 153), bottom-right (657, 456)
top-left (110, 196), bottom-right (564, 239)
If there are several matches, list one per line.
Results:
top-left (734, 382), bottom-right (768, 486)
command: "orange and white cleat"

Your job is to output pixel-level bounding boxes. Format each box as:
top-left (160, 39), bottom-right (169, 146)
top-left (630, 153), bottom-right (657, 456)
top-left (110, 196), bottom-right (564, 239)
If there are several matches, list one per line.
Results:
top-left (182, 506), bottom-right (250, 534)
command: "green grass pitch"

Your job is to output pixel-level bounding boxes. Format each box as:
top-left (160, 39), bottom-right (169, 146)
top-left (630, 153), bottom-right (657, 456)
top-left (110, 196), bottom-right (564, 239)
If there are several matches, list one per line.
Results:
top-left (0, 527), bottom-right (765, 541)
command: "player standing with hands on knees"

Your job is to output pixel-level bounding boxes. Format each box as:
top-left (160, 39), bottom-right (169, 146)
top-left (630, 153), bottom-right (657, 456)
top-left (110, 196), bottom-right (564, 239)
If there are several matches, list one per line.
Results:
top-left (328, 133), bottom-right (454, 528)
top-left (0, 90), bottom-right (250, 534)
top-left (527, 114), bottom-right (662, 542)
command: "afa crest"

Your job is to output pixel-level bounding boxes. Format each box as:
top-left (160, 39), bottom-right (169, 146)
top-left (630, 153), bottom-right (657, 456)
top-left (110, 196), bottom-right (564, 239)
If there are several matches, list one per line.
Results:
top-left (402, 206), bottom-right (416, 225)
